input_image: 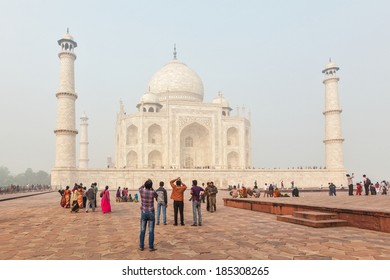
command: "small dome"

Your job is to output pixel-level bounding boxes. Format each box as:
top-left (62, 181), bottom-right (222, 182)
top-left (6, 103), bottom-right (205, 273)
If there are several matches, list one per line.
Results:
top-left (63, 32), bottom-right (74, 41)
top-left (212, 94), bottom-right (230, 108)
top-left (147, 59), bottom-right (204, 102)
top-left (322, 60), bottom-right (339, 73)
top-left (140, 92), bottom-right (159, 104)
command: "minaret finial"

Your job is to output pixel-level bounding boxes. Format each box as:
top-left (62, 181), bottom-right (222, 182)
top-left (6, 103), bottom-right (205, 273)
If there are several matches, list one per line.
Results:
top-left (67, 27), bottom-right (69, 34)
top-left (329, 57), bottom-right (331, 63)
top-left (173, 44), bottom-right (177, 59)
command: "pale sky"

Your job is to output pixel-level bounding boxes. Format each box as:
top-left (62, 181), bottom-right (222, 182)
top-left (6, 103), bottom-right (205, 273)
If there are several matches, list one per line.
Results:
top-left (0, 0), bottom-right (389, 183)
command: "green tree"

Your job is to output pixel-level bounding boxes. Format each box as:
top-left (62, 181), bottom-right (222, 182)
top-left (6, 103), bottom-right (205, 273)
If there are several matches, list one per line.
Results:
top-left (0, 166), bottom-right (13, 186)
top-left (35, 170), bottom-right (50, 185)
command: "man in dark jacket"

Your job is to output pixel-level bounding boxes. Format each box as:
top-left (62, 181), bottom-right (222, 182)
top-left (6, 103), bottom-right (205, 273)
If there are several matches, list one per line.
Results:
top-left (363, 175), bottom-right (371, 196)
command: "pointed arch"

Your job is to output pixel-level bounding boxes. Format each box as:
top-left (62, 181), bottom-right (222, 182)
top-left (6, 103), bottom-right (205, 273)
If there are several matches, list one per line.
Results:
top-left (227, 127), bottom-right (239, 146)
top-left (180, 122), bottom-right (210, 168)
top-left (126, 151), bottom-right (138, 168)
top-left (148, 124), bottom-right (162, 144)
top-left (126, 125), bottom-right (138, 145)
top-left (227, 151), bottom-right (239, 169)
top-left (148, 150), bottom-right (162, 168)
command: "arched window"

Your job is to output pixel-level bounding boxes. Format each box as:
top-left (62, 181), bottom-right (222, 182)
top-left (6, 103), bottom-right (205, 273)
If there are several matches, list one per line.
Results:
top-left (222, 111), bottom-right (226, 116)
top-left (185, 137), bottom-right (193, 147)
top-left (143, 107), bottom-right (147, 112)
top-left (148, 107), bottom-right (154, 112)
top-left (185, 156), bottom-right (194, 168)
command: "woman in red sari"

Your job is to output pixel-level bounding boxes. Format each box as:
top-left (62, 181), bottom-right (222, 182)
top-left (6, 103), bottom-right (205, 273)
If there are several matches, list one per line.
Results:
top-left (101, 186), bottom-right (112, 213)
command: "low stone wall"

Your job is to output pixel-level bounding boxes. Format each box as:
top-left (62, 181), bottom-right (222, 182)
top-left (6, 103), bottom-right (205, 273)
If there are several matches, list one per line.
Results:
top-left (51, 168), bottom-right (347, 190)
top-left (223, 198), bottom-right (390, 233)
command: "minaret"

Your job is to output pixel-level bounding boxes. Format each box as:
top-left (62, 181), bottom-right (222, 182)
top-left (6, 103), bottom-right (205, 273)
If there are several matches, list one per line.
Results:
top-left (54, 29), bottom-right (78, 168)
top-left (79, 112), bottom-right (89, 169)
top-left (322, 59), bottom-right (344, 169)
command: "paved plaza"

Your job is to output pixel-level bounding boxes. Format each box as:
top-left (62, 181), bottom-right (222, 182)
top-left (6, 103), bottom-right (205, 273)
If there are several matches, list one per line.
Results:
top-left (1, 190), bottom-right (390, 260)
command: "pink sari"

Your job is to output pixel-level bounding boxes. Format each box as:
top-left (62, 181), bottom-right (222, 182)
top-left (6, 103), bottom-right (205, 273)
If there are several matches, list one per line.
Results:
top-left (101, 190), bottom-right (111, 213)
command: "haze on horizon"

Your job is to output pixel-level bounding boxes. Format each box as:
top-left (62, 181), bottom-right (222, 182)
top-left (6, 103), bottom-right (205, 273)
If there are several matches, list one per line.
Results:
top-left (0, 0), bottom-right (389, 184)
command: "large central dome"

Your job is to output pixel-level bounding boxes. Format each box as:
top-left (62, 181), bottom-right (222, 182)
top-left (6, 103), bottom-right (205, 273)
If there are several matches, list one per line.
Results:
top-left (147, 58), bottom-right (204, 102)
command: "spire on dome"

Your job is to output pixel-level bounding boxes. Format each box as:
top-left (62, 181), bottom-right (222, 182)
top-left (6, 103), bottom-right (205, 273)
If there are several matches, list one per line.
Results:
top-left (173, 44), bottom-right (177, 60)
top-left (67, 27), bottom-right (69, 34)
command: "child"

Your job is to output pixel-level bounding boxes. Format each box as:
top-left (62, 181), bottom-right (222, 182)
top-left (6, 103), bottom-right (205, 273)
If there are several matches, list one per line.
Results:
top-left (356, 183), bottom-right (362, 195)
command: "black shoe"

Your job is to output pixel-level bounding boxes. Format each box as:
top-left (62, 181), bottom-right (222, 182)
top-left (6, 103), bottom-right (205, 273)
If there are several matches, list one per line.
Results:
top-left (191, 224), bottom-right (197, 226)
top-left (198, 223), bottom-right (202, 226)
top-left (173, 223), bottom-right (178, 226)
top-left (139, 248), bottom-right (144, 251)
top-left (181, 223), bottom-right (185, 226)
top-left (149, 248), bottom-right (157, 252)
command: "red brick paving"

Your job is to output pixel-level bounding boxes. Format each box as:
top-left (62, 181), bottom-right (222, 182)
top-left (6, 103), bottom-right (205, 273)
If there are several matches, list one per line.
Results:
top-left (1, 190), bottom-right (390, 260)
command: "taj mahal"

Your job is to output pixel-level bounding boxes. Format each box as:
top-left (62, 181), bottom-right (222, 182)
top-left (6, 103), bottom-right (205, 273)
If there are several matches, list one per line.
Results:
top-left (51, 31), bottom-right (347, 189)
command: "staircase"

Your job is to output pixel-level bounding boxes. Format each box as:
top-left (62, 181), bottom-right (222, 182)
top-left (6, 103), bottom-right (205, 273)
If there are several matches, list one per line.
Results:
top-left (277, 211), bottom-right (348, 228)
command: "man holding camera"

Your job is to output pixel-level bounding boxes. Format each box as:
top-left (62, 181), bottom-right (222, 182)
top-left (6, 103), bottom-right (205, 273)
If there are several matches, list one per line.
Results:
top-left (170, 177), bottom-right (187, 226)
top-left (346, 173), bottom-right (354, 196)
top-left (139, 179), bottom-right (158, 251)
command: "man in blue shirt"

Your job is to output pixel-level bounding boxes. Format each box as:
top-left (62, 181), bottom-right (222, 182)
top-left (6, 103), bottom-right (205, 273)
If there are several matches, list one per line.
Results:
top-left (139, 179), bottom-right (158, 251)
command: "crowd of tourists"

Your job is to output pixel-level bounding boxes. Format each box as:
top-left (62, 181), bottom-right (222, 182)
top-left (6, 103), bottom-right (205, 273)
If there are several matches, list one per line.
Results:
top-left (346, 174), bottom-right (388, 196)
top-left (57, 177), bottom-right (219, 251)
top-left (229, 181), bottom-right (299, 199)
top-left (58, 182), bottom-right (112, 213)
top-left (115, 187), bottom-right (139, 202)
top-left (0, 184), bottom-right (51, 195)
top-left (137, 177), bottom-right (219, 251)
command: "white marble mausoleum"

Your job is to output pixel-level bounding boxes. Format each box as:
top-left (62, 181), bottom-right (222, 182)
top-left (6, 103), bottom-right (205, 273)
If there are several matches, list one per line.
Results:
top-left (51, 31), bottom-right (347, 189)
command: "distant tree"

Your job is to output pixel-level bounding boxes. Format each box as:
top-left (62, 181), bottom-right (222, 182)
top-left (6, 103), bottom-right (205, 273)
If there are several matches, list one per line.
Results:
top-left (1, 167), bottom-right (51, 185)
top-left (35, 170), bottom-right (50, 185)
top-left (0, 166), bottom-right (13, 186)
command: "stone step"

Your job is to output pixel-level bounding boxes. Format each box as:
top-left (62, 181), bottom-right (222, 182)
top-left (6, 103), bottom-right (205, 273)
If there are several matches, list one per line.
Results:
top-left (293, 211), bottom-right (339, 221)
top-left (277, 215), bottom-right (348, 228)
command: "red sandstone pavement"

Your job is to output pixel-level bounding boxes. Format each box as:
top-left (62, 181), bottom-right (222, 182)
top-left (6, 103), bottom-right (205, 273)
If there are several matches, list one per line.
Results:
top-left (1, 190), bottom-right (390, 260)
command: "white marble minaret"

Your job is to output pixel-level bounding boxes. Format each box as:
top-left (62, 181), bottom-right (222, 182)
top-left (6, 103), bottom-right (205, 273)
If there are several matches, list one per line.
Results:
top-left (79, 112), bottom-right (89, 168)
top-left (322, 60), bottom-right (344, 169)
top-left (54, 30), bottom-right (78, 168)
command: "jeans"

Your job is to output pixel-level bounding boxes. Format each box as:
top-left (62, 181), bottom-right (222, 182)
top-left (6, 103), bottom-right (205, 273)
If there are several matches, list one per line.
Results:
top-left (156, 202), bottom-right (166, 224)
top-left (139, 210), bottom-right (155, 249)
top-left (192, 200), bottom-right (202, 225)
top-left (173, 200), bottom-right (184, 225)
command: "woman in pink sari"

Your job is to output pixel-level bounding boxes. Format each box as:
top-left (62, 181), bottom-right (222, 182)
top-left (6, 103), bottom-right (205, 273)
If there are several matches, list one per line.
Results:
top-left (101, 186), bottom-right (112, 213)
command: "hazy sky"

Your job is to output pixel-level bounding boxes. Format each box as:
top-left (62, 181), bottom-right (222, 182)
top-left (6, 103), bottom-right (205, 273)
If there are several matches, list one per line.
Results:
top-left (1, 0), bottom-right (389, 183)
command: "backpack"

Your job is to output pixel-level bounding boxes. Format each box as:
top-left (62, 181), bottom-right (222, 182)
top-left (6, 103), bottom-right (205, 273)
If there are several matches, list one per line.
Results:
top-left (156, 190), bottom-right (165, 204)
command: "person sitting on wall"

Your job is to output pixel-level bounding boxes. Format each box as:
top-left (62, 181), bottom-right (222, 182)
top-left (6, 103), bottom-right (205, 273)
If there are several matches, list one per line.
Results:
top-left (273, 187), bottom-right (282, 197)
top-left (239, 185), bottom-right (247, 198)
top-left (292, 186), bottom-right (299, 197)
top-left (230, 186), bottom-right (239, 198)
top-left (253, 185), bottom-right (261, 198)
